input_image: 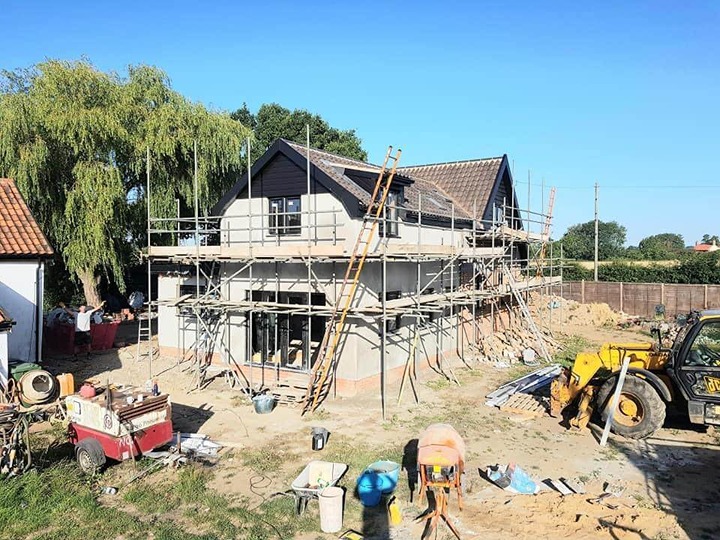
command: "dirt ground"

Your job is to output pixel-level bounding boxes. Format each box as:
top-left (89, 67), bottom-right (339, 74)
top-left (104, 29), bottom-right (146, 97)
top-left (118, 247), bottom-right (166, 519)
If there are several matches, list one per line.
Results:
top-left (43, 319), bottom-right (720, 540)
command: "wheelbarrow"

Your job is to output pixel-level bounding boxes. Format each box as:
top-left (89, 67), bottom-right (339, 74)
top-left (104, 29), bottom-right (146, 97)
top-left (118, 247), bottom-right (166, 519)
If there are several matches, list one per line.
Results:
top-left (290, 460), bottom-right (347, 515)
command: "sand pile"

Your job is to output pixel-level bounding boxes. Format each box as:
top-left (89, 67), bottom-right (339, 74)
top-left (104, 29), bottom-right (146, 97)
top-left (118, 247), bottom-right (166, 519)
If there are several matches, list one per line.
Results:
top-left (564, 300), bottom-right (621, 327)
top-left (530, 294), bottom-right (622, 328)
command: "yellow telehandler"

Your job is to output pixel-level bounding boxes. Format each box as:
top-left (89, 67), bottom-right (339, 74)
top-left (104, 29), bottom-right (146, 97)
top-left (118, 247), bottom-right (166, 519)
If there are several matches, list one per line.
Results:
top-left (550, 310), bottom-right (720, 439)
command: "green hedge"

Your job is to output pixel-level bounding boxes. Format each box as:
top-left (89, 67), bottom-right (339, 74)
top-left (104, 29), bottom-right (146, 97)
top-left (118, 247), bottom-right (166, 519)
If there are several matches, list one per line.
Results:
top-left (561, 252), bottom-right (720, 284)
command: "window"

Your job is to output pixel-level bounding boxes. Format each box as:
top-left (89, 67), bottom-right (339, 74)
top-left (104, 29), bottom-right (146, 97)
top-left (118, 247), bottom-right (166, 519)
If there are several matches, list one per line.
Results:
top-left (686, 322), bottom-right (720, 367)
top-left (380, 191), bottom-right (400, 237)
top-left (269, 196), bottom-right (301, 235)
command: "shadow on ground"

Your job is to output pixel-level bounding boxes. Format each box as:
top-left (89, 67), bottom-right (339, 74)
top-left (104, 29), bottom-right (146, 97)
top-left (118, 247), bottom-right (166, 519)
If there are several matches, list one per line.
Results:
top-left (614, 433), bottom-right (720, 540)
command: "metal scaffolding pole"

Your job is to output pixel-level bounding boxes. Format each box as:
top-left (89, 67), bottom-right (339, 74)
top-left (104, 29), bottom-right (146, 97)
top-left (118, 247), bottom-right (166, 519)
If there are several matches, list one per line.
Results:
top-left (193, 141), bottom-right (201, 388)
top-left (306, 125), bottom-right (312, 376)
top-left (381, 203), bottom-right (387, 420)
top-left (247, 138), bottom-right (254, 391)
top-left (146, 146), bottom-right (153, 379)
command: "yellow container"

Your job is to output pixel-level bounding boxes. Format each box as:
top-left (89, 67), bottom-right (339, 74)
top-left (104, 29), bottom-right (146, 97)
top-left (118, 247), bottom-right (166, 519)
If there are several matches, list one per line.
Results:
top-left (387, 496), bottom-right (402, 527)
top-left (57, 373), bottom-right (75, 398)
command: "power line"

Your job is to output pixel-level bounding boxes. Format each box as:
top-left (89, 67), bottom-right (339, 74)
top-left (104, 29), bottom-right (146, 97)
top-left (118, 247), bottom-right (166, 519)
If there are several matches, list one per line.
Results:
top-left (514, 181), bottom-right (720, 191)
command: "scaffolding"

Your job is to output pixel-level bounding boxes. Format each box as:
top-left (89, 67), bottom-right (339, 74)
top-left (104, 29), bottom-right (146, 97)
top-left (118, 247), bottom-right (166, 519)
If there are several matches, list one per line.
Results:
top-left (143, 140), bottom-right (564, 416)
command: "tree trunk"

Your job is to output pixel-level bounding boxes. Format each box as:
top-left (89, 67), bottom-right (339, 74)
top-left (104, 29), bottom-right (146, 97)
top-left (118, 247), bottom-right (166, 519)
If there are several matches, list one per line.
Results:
top-left (78, 268), bottom-right (101, 307)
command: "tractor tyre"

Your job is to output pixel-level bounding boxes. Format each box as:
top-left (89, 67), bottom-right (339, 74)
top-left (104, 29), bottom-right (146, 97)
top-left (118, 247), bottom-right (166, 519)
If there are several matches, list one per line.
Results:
top-left (75, 438), bottom-right (106, 475)
top-left (596, 375), bottom-right (666, 439)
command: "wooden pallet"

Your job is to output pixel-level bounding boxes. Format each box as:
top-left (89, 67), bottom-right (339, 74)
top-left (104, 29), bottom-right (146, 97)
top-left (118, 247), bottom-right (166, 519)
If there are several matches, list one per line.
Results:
top-left (499, 392), bottom-right (547, 417)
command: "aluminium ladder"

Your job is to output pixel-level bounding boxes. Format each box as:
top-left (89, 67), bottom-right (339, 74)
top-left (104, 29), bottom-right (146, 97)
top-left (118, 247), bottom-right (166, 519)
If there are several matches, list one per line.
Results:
top-left (135, 302), bottom-right (155, 363)
top-left (302, 146), bottom-right (402, 413)
top-left (501, 265), bottom-right (552, 363)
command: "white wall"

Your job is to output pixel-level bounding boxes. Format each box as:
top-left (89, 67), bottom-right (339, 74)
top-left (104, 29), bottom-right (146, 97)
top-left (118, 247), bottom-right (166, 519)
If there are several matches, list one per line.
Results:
top-left (219, 193), bottom-right (470, 253)
top-left (157, 258), bottom-right (463, 383)
top-left (0, 332), bottom-right (8, 386)
top-left (0, 260), bottom-right (43, 363)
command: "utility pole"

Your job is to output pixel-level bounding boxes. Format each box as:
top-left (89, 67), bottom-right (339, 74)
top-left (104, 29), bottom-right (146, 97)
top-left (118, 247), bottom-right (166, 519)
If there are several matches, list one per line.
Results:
top-left (594, 182), bottom-right (599, 282)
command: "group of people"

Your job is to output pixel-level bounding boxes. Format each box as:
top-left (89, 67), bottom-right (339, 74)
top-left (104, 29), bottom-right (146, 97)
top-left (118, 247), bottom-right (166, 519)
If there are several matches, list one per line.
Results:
top-left (46, 301), bottom-right (106, 357)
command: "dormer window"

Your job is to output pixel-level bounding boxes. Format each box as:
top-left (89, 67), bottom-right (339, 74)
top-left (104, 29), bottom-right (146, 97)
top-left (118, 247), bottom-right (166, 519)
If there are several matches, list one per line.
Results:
top-left (380, 191), bottom-right (400, 237)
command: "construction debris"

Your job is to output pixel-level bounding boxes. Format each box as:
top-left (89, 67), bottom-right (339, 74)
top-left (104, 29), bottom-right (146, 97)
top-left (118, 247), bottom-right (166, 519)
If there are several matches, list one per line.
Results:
top-left (486, 463), bottom-right (540, 494)
top-left (173, 433), bottom-right (222, 457)
top-left (485, 364), bottom-right (562, 408)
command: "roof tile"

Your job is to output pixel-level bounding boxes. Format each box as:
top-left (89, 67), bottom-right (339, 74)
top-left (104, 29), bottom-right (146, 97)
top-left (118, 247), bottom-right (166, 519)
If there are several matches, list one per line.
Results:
top-left (0, 178), bottom-right (54, 258)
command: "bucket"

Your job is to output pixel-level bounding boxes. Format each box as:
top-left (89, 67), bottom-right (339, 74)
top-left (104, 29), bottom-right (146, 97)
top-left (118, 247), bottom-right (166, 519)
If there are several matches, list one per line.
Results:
top-left (367, 460), bottom-right (400, 494)
top-left (311, 427), bottom-right (329, 451)
top-left (318, 486), bottom-right (344, 533)
top-left (356, 471), bottom-right (383, 507)
top-left (252, 394), bottom-right (275, 414)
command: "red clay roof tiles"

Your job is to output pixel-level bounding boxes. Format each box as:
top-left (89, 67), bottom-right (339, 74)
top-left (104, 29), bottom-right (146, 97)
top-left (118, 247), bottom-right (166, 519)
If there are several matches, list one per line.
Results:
top-left (0, 178), bottom-right (54, 258)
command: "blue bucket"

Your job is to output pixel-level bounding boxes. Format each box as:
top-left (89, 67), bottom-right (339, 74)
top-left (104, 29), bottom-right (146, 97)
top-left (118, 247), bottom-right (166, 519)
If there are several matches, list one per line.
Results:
top-left (356, 470), bottom-right (383, 507)
top-left (367, 460), bottom-right (400, 494)
top-left (252, 394), bottom-right (275, 414)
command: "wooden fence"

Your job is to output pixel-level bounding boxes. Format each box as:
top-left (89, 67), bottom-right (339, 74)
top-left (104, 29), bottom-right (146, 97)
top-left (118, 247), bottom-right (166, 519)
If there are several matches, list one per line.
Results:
top-left (560, 281), bottom-right (720, 318)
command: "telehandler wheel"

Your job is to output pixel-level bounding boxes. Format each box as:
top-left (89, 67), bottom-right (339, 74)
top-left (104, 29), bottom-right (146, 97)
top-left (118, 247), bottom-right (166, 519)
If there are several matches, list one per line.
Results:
top-left (597, 375), bottom-right (666, 439)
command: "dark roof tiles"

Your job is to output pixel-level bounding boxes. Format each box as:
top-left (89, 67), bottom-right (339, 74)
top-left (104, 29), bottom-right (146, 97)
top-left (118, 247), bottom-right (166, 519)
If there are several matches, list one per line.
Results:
top-left (283, 140), bottom-right (483, 220)
top-left (0, 178), bottom-right (54, 258)
top-left (399, 158), bottom-right (503, 217)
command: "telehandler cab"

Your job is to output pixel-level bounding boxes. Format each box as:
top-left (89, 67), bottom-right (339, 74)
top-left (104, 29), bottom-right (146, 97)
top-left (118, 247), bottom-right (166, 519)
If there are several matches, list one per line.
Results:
top-left (550, 310), bottom-right (720, 439)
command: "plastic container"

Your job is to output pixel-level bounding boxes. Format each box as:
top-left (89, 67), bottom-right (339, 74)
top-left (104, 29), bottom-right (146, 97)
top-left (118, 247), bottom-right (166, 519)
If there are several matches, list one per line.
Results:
top-left (356, 470), bottom-right (383, 507)
top-left (252, 394), bottom-right (276, 414)
top-left (367, 460), bottom-right (400, 494)
top-left (312, 427), bottom-right (329, 450)
top-left (57, 373), bottom-right (75, 397)
top-left (318, 486), bottom-right (344, 533)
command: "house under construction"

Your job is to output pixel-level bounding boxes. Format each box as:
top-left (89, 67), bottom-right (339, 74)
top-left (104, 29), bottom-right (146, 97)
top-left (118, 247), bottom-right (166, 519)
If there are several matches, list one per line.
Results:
top-left (147, 138), bottom-right (561, 412)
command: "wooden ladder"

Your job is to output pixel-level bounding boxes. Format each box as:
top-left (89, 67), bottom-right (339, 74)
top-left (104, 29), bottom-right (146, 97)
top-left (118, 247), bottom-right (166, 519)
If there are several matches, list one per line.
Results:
top-left (302, 146), bottom-right (402, 413)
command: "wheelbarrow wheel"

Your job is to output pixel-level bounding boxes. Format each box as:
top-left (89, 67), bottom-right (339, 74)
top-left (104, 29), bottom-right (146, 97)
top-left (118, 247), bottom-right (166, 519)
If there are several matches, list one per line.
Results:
top-left (76, 438), bottom-right (106, 475)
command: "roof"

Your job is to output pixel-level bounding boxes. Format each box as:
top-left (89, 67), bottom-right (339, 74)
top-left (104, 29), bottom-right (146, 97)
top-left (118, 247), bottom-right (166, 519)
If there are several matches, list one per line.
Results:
top-left (694, 243), bottom-right (718, 252)
top-left (0, 179), bottom-right (53, 258)
top-left (399, 157), bottom-right (504, 218)
top-left (214, 139), bottom-right (512, 222)
top-left (283, 140), bottom-right (472, 219)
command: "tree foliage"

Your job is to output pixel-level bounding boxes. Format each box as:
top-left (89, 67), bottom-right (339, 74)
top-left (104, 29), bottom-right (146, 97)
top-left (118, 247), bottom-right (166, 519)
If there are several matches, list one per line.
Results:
top-left (701, 234), bottom-right (719, 245)
top-left (563, 252), bottom-right (720, 284)
top-left (560, 220), bottom-right (627, 260)
top-left (232, 102), bottom-right (367, 162)
top-left (638, 233), bottom-right (685, 260)
top-left (0, 60), bottom-right (251, 304)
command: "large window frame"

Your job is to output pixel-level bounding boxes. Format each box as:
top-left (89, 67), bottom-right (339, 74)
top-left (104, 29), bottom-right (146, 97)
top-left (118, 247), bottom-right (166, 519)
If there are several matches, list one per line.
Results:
top-left (379, 191), bottom-right (400, 238)
top-left (269, 196), bottom-right (301, 236)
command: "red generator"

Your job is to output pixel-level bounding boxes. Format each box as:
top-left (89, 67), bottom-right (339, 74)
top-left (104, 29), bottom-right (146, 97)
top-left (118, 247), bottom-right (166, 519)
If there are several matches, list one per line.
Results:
top-left (65, 385), bottom-right (173, 473)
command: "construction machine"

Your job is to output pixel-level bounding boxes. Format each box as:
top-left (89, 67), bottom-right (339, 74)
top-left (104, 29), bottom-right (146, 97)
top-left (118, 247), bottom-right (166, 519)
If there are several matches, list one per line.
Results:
top-left (550, 309), bottom-right (720, 439)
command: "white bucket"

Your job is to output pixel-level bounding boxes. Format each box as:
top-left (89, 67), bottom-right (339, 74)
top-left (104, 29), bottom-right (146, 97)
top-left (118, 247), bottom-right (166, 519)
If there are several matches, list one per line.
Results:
top-left (318, 486), bottom-right (344, 533)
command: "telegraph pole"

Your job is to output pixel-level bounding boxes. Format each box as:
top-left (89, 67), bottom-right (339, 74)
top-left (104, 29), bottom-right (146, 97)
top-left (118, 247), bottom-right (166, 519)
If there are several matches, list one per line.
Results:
top-left (594, 182), bottom-right (599, 282)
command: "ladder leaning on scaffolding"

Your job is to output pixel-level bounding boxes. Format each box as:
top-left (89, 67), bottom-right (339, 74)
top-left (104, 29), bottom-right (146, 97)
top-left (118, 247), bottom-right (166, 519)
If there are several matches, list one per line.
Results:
top-left (302, 146), bottom-right (402, 414)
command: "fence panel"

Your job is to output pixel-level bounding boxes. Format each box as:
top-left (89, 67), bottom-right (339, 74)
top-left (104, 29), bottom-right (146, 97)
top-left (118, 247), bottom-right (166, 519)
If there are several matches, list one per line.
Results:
top-left (562, 281), bottom-right (720, 318)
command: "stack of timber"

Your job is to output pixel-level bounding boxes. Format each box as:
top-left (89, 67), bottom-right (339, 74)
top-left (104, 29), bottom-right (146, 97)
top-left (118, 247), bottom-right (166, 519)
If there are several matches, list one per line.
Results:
top-left (271, 374), bottom-right (312, 406)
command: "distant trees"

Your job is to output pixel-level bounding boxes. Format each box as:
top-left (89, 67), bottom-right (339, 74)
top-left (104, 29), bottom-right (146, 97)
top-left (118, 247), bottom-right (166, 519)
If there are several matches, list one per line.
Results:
top-left (638, 233), bottom-right (685, 260)
top-left (231, 103), bottom-right (367, 162)
top-left (560, 220), bottom-right (627, 260)
top-left (701, 234), bottom-right (719, 245)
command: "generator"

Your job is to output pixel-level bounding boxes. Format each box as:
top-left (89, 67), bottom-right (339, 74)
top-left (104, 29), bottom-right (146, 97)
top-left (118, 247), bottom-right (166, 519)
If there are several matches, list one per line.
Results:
top-left (65, 384), bottom-right (173, 473)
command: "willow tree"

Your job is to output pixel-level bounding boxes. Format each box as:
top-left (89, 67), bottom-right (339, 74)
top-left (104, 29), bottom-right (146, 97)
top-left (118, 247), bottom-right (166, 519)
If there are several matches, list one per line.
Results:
top-left (0, 60), bottom-right (250, 305)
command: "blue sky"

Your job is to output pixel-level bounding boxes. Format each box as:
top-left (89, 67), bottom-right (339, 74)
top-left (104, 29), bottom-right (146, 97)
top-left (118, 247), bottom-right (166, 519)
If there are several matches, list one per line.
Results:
top-left (2, 1), bottom-right (719, 245)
